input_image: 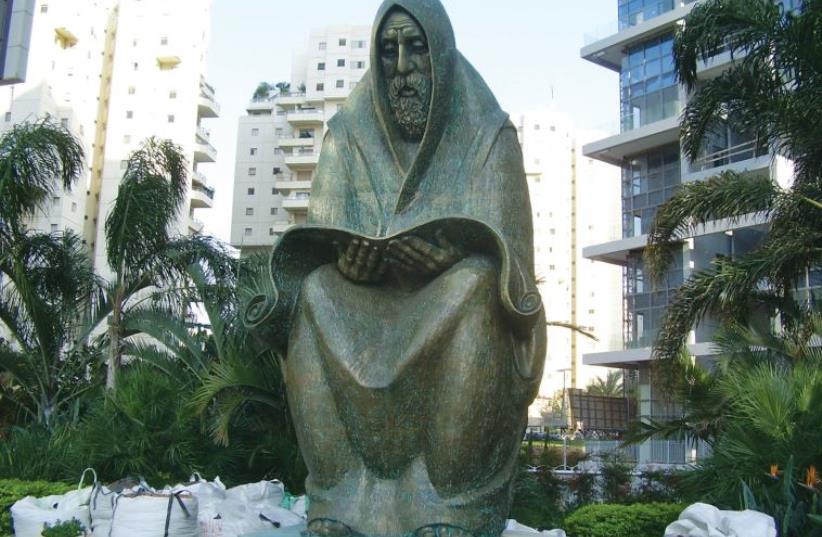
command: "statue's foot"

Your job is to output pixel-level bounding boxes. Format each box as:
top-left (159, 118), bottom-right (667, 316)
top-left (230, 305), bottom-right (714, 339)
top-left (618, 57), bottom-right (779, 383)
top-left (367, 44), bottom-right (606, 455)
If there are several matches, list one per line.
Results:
top-left (414, 524), bottom-right (474, 537)
top-left (303, 518), bottom-right (355, 537)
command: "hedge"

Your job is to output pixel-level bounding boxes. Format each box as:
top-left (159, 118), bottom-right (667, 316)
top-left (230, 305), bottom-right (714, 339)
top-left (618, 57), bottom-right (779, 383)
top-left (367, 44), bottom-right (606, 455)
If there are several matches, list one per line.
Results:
top-left (0, 479), bottom-right (74, 536)
top-left (564, 502), bottom-right (685, 537)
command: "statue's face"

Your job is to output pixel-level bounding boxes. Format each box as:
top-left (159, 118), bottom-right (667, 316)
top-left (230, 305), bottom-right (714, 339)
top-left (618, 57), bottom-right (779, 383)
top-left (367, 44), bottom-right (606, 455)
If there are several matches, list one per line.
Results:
top-left (379, 9), bottom-right (432, 142)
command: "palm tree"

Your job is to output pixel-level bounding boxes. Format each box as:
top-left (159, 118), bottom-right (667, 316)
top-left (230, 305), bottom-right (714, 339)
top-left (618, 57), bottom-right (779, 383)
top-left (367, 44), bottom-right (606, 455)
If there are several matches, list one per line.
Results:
top-left (275, 81), bottom-right (291, 96)
top-left (99, 138), bottom-right (234, 390)
top-left (0, 231), bottom-right (104, 427)
top-left (252, 82), bottom-right (273, 101)
top-left (585, 370), bottom-right (624, 397)
top-left (125, 253), bottom-right (305, 487)
top-left (646, 0), bottom-right (822, 363)
top-left (0, 119), bottom-right (84, 238)
top-left (0, 120), bottom-right (95, 427)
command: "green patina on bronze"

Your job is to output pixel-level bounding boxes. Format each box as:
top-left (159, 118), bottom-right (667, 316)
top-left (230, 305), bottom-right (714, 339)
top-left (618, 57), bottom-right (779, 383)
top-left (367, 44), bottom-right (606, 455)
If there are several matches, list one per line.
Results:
top-left (246, 1), bottom-right (547, 536)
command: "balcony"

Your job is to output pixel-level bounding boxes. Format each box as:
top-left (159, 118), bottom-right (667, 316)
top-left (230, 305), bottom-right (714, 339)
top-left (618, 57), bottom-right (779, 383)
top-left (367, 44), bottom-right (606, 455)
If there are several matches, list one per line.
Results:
top-left (282, 195), bottom-right (311, 212)
top-left (277, 135), bottom-right (315, 148)
top-left (188, 217), bottom-right (204, 234)
top-left (287, 108), bottom-right (324, 126)
top-left (274, 92), bottom-right (308, 106)
top-left (581, 2), bottom-right (697, 71)
top-left (190, 183), bottom-right (214, 209)
top-left (284, 149), bottom-right (319, 170)
top-left (274, 179), bottom-right (312, 191)
top-left (198, 78), bottom-right (220, 118)
top-left (192, 169), bottom-right (209, 188)
top-left (193, 139), bottom-right (217, 163)
top-left (583, 116), bottom-right (680, 166)
top-left (582, 341), bottom-right (717, 369)
top-left (195, 124), bottom-right (211, 144)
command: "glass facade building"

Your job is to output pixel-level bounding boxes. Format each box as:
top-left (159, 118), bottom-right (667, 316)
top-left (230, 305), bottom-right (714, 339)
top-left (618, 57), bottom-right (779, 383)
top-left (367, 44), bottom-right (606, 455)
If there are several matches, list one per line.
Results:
top-left (620, 34), bottom-right (679, 131)
top-left (618, 0), bottom-right (698, 30)
top-left (621, 143), bottom-right (680, 238)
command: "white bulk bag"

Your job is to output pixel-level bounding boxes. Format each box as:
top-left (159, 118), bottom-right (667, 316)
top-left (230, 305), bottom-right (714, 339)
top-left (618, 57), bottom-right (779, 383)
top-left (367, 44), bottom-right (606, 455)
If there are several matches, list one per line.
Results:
top-left (89, 482), bottom-right (117, 537)
top-left (11, 468), bottom-right (96, 537)
top-left (173, 474), bottom-right (227, 537)
top-left (109, 491), bottom-right (198, 537)
top-left (664, 503), bottom-right (777, 537)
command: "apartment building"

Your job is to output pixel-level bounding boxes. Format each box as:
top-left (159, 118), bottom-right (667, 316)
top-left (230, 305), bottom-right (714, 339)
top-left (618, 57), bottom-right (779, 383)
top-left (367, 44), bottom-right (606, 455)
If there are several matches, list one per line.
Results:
top-left (0, 0), bottom-right (220, 278)
top-left (517, 107), bottom-right (623, 402)
top-left (579, 0), bottom-right (795, 464)
top-left (230, 26), bottom-right (370, 256)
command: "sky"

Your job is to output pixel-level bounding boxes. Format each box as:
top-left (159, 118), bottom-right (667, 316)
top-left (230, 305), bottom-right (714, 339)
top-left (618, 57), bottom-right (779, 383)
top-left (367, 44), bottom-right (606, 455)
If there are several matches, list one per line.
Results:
top-left (201, 0), bottom-right (619, 242)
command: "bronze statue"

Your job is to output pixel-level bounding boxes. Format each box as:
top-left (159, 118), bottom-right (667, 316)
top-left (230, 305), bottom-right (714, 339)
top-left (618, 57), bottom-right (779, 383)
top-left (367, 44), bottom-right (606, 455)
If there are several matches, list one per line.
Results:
top-left (246, 1), bottom-right (546, 536)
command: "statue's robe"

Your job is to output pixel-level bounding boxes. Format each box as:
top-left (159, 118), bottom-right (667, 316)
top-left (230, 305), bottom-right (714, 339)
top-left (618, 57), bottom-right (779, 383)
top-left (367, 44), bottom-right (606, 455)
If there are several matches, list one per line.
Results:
top-left (252, 1), bottom-right (547, 535)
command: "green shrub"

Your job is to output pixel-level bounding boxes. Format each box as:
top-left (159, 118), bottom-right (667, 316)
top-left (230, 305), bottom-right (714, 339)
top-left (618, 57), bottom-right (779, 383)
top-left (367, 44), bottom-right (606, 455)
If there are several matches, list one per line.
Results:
top-left (0, 479), bottom-right (74, 536)
top-left (42, 518), bottom-right (85, 537)
top-left (510, 467), bottom-right (565, 530)
top-left (567, 472), bottom-right (596, 509)
top-left (600, 455), bottom-right (632, 504)
top-left (564, 502), bottom-right (684, 537)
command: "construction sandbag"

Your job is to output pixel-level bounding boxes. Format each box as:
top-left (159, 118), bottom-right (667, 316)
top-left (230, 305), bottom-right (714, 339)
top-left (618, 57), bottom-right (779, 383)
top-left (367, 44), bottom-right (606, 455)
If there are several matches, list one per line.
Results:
top-left (174, 474), bottom-right (227, 537)
top-left (110, 491), bottom-right (198, 537)
top-left (11, 469), bottom-right (95, 537)
top-left (665, 503), bottom-right (776, 537)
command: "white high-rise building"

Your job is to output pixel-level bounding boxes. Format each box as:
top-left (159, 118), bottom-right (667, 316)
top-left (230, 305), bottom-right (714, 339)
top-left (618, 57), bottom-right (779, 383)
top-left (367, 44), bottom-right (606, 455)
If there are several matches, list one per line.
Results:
top-left (516, 108), bottom-right (623, 408)
top-left (231, 25), bottom-right (370, 256)
top-left (0, 0), bottom-right (219, 278)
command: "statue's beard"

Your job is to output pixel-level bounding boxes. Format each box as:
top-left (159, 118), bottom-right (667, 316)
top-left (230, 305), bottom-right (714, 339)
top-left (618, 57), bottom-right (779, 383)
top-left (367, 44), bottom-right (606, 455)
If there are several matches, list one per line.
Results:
top-left (387, 72), bottom-right (431, 142)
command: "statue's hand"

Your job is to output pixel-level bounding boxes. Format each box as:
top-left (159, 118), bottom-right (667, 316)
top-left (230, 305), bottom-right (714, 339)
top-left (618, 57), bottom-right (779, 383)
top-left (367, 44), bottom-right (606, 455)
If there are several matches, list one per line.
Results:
top-left (335, 238), bottom-right (388, 283)
top-left (387, 230), bottom-right (463, 277)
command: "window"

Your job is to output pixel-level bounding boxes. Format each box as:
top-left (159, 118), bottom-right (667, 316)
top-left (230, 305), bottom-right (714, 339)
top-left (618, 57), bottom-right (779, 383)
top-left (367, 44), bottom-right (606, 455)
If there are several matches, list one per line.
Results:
top-left (549, 265), bottom-right (556, 271)
top-left (123, 135), bottom-right (131, 143)
top-left (133, 62), bottom-right (138, 71)
top-left (120, 160), bottom-right (128, 169)
top-left (270, 207), bottom-right (278, 215)
top-left (247, 187), bottom-right (255, 195)
top-left (60, 118), bottom-right (69, 128)
top-left (273, 167), bottom-right (281, 175)
top-left (167, 114), bottom-right (175, 123)
top-left (318, 41), bottom-right (327, 51)
top-left (4, 112), bottom-right (10, 121)
top-left (126, 110), bottom-right (133, 119)
top-left (274, 148), bottom-right (283, 155)
top-left (251, 128), bottom-right (259, 136)
top-left (169, 90), bottom-right (177, 99)
top-left (549, 228), bottom-right (555, 235)
top-left (50, 224), bottom-right (58, 232)
top-left (338, 38), bottom-right (347, 46)
top-left (128, 86), bottom-right (136, 94)
top-left (337, 59), bottom-right (345, 67)
top-left (534, 124), bottom-right (541, 131)
top-left (52, 196), bottom-right (60, 207)
top-left (335, 79), bottom-right (344, 88)
top-left (248, 168), bottom-right (256, 176)
top-left (244, 227), bottom-right (252, 236)
top-left (71, 202), bottom-right (77, 212)
top-left (40, 4), bottom-right (48, 13)
top-left (317, 62), bottom-right (326, 71)
top-left (250, 147), bottom-right (258, 156)
top-left (316, 83), bottom-right (324, 91)
top-left (132, 39), bottom-right (138, 47)
top-left (353, 40), bottom-right (366, 49)
top-left (353, 61), bottom-right (366, 69)
top-left (275, 128), bottom-right (283, 137)
top-left (160, 36), bottom-right (168, 45)
top-left (271, 187), bottom-right (279, 195)
top-left (245, 208), bottom-right (254, 216)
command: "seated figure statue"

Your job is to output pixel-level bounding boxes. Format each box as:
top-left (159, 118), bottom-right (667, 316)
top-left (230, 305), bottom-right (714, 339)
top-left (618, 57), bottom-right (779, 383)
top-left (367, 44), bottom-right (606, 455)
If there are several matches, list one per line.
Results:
top-left (246, 1), bottom-right (547, 536)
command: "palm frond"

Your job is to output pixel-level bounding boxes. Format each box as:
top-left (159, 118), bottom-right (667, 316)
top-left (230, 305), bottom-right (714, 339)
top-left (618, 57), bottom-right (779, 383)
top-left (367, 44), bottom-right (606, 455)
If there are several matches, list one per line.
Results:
top-left (104, 138), bottom-right (189, 277)
top-left (645, 171), bottom-right (777, 282)
top-left (0, 119), bottom-right (84, 231)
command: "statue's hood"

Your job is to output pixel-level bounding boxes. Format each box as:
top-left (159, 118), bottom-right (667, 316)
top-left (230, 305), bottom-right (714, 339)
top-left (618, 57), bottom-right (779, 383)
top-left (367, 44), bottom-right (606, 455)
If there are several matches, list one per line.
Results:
top-left (369, 0), bottom-right (456, 176)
